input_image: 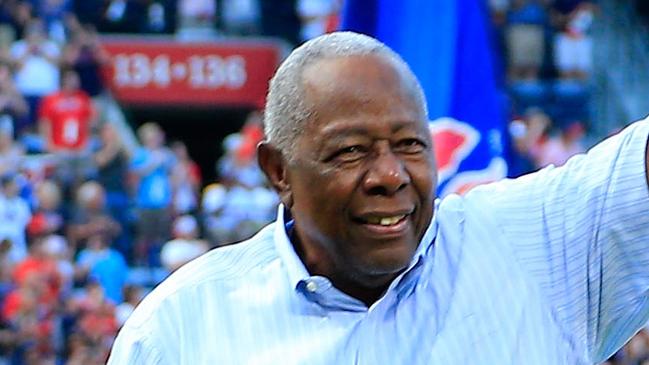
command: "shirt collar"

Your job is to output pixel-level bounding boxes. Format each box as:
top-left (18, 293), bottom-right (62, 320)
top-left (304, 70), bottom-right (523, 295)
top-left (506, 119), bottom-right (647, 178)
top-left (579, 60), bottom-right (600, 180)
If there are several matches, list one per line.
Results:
top-left (273, 204), bottom-right (311, 288)
top-left (273, 202), bottom-right (440, 293)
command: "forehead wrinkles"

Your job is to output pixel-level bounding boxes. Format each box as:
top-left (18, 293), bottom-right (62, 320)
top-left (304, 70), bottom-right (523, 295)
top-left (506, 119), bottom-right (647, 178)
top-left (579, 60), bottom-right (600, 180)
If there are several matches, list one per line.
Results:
top-left (301, 58), bottom-right (424, 134)
top-left (293, 55), bottom-right (425, 161)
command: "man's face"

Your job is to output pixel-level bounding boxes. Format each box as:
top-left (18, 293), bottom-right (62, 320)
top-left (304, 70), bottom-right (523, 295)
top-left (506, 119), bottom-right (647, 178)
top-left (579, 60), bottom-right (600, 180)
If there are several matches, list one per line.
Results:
top-left (286, 55), bottom-right (437, 285)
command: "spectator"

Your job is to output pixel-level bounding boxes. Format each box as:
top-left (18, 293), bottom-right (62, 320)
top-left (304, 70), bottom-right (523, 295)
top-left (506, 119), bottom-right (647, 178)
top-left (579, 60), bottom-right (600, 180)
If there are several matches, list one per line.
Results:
top-left (38, 68), bottom-right (93, 152)
top-left (178, 0), bottom-right (216, 28)
top-left (238, 110), bottom-right (264, 163)
top-left (0, 116), bottom-right (24, 178)
top-left (0, 61), bottom-right (28, 126)
top-left (75, 233), bottom-right (127, 304)
top-left (62, 24), bottom-right (110, 99)
top-left (100, 0), bottom-right (147, 33)
top-left (38, 69), bottom-right (95, 186)
top-left (531, 121), bottom-right (585, 168)
top-left (41, 234), bottom-right (73, 295)
top-left (10, 237), bottom-right (61, 315)
top-left (160, 215), bottom-right (207, 273)
top-left (0, 173), bottom-right (31, 263)
top-left (508, 117), bottom-right (536, 177)
top-left (0, 238), bottom-right (13, 298)
top-left (3, 0), bottom-right (34, 44)
top-left (505, 0), bottom-right (548, 80)
top-left (0, 0), bottom-right (19, 52)
top-left (553, 2), bottom-right (594, 80)
top-left (143, 0), bottom-right (170, 33)
top-left (200, 182), bottom-right (226, 245)
top-left (114, 284), bottom-right (142, 327)
top-left (28, 179), bottom-right (64, 239)
top-left (216, 132), bottom-right (265, 188)
top-left (550, 0), bottom-right (588, 30)
top-left (620, 329), bottom-right (649, 364)
top-left (93, 122), bottom-right (131, 259)
top-left (488, 0), bottom-right (509, 25)
top-left (66, 180), bottom-right (121, 253)
top-left (33, 0), bottom-right (71, 43)
top-left (170, 140), bottom-right (201, 216)
top-left (297, 0), bottom-right (338, 42)
top-left (67, 281), bottom-right (118, 363)
top-left (63, 331), bottom-right (97, 365)
top-left (201, 179), bottom-right (277, 246)
top-left (9, 19), bottom-right (61, 132)
top-left (1, 270), bottom-right (56, 364)
top-left (130, 122), bottom-right (174, 266)
top-left (507, 108), bottom-right (552, 174)
top-left (221, 0), bottom-right (260, 36)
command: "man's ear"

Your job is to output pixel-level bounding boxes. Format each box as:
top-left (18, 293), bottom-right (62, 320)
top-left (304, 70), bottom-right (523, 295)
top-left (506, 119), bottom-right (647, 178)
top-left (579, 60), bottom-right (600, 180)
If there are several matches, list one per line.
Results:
top-left (258, 142), bottom-right (293, 208)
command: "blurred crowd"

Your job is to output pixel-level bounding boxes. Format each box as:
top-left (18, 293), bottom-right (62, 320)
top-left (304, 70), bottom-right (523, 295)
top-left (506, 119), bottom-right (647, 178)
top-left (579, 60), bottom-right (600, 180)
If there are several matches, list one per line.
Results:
top-left (0, 1), bottom-right (303, 364)
top-left (0, 0), bottom-right (645, 364)
top-left (74, 0), bottom-right (341, 46)
top-left (487, 0), bottom-right (594, 177)
top-left (0, 108), bottom-right (277, 364)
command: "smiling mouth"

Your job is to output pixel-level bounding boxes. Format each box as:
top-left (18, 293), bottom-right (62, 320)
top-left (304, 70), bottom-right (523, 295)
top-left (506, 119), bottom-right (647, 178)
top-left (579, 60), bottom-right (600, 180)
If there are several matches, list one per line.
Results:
top-left (363, 215), bottom-right (407, 226)
top-left (353, 208), bottom-right (414, 228)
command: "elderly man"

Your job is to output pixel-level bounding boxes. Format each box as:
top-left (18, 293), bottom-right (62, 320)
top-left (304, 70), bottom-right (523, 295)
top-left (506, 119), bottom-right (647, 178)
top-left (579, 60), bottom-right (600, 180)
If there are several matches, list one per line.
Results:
top-left (108, 32), bottom-right (649, 364)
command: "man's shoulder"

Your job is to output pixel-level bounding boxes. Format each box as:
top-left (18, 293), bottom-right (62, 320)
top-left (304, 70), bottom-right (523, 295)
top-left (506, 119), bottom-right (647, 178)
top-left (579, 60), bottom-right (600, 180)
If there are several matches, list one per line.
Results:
top-left (435, 189), bottom-right (501, 232)
top-left (41, 92), bottom-right (64, 109)
top-left (124, 223), bottom-right (279, 327)
top-left (436, 193), bottom-right (471, 224)
top-left (172, 226), bottom-right (279, 284)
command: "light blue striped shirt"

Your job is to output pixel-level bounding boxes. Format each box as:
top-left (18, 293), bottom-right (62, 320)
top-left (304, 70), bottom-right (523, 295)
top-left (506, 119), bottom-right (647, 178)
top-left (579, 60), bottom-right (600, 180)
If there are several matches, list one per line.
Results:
top-left (108, 119), bottom-right (649, 365)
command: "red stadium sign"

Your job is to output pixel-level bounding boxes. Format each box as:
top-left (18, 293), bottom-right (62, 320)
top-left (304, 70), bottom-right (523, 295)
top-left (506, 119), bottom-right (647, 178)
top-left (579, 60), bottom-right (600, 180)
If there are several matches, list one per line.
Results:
top-left (100, 38), bottom-right (283, 108)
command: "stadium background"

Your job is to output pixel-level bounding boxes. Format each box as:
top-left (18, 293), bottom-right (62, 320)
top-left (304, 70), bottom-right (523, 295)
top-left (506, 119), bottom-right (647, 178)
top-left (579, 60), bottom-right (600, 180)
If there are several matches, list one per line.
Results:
top-left (0, 0), bottom-right (647, 364)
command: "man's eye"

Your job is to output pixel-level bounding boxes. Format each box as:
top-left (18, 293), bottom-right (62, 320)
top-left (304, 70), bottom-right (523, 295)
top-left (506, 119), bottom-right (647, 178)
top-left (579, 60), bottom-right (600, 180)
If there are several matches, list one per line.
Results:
top-left (395, 139), bottom-right (426, 153)
top-left (341, 146), bottom-right (362, 154)
top-left (330, 145), bottom-right (367, 162)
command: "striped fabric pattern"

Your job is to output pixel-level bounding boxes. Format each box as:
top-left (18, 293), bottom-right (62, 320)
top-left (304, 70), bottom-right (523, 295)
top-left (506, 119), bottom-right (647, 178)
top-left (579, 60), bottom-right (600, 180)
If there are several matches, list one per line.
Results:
top-left (108, 119), bottom-right (649, 365)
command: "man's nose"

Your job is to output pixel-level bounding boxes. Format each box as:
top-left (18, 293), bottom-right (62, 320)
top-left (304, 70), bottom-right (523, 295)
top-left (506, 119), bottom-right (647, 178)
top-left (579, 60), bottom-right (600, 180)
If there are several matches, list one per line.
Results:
top-left (362, 147), bottom-right (410, 195)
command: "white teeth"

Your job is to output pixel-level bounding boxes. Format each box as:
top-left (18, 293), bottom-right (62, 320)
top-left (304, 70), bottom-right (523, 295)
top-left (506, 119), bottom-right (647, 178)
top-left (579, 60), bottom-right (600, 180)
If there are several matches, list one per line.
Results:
top-left (366, 215), bottom-right (406, 226)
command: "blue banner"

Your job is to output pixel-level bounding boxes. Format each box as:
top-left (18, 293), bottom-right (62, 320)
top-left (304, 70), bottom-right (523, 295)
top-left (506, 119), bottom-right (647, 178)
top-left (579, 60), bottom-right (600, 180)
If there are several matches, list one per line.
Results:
top-left (341, 0), bottom-right (507, 196)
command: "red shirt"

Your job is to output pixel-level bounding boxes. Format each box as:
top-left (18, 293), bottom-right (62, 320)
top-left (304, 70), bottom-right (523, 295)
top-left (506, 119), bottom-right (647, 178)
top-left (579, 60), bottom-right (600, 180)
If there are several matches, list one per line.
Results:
top-left (39, 91), bottom-right (92, 150)
top-left (12, 256), bottom-right (61, 306)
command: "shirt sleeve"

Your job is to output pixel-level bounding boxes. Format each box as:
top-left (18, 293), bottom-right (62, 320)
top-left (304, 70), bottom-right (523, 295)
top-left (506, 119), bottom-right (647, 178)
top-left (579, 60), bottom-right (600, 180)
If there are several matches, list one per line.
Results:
top-left (470, 118), bottom-right (649, 362)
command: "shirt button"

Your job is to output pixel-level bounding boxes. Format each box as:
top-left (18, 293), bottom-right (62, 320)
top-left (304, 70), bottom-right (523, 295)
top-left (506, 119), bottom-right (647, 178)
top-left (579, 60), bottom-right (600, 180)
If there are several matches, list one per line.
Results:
top-left (305, 281), bottom-right (318, 293)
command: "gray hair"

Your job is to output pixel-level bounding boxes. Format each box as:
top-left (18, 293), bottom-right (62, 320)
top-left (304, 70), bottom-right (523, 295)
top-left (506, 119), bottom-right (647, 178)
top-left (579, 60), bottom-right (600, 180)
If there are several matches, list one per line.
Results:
top-left (264, 31), bottom-right (427, 159)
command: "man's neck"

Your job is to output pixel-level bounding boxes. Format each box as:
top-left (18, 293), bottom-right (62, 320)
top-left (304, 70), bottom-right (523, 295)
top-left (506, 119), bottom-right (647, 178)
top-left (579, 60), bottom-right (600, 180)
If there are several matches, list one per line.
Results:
top-left (325, 269), bottom-right (395, 307)
top-left (290, 228), bottom-right (396, 307)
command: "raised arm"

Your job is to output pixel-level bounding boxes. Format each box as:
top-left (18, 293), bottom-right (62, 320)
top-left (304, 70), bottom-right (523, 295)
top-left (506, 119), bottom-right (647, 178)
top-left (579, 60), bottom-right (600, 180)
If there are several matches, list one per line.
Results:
top-left (470, 118), bottom-right (649, 363)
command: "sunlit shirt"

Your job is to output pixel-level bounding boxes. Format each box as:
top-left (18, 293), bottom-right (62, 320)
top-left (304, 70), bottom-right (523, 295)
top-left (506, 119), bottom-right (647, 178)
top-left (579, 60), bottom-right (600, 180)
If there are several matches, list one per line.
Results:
top-left (108, 119), bottom-right (649, 365)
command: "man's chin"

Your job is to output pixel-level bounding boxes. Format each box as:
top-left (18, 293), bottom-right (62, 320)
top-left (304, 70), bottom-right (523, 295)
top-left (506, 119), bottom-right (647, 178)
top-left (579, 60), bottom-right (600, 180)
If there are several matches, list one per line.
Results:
top-left (351, 255), bottom-right (414, 285)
